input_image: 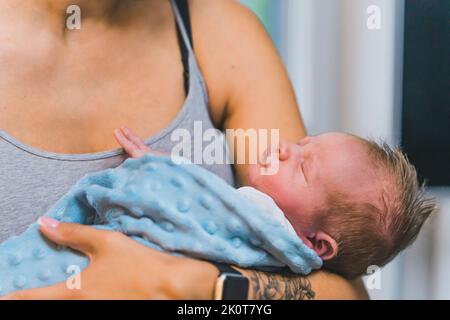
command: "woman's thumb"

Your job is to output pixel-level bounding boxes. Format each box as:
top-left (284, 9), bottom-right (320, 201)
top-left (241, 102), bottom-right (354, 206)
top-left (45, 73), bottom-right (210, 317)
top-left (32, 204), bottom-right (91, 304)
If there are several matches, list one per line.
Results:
top-left (37, 216), bottom-right (100, 257)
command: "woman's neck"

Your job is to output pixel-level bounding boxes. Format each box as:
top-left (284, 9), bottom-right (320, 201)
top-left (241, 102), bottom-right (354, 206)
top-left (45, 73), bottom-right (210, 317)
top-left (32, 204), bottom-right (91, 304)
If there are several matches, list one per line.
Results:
top-left (44, 0), bottom-right (127, 19)
top-left (26, 0), bottom-right (166, 29)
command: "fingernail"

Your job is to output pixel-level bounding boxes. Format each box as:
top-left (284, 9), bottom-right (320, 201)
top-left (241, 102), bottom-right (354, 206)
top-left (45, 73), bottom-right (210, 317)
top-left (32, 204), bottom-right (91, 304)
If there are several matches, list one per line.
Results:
top-left (38, 216), bottom-right (60, 228)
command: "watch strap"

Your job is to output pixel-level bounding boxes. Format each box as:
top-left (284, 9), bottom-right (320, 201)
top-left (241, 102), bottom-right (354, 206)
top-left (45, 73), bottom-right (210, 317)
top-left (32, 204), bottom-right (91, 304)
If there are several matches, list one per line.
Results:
top-left (210, 262), bottom-right (243, 276)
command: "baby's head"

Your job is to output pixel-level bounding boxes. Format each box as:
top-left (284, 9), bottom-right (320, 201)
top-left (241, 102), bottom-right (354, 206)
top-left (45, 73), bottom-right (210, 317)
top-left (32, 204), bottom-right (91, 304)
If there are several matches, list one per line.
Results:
top-left (248, 132), bottom-right (436, 279)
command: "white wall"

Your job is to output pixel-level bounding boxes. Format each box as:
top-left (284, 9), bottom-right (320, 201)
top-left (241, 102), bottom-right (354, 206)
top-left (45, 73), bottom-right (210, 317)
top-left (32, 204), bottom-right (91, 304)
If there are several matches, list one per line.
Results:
top-left (338, 0), bottom-right (405, 146)
top-left (282, 0), bottom-right (342, 133)
top-left (283, 0), bottom-right (404, 141)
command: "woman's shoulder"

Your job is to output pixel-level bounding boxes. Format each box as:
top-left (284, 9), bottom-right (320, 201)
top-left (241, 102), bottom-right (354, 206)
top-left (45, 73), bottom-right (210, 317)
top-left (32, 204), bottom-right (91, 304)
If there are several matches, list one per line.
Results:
top-left (188, 0), bottom-right (279, 123)
top-left (190, 0), bottom-right (258, 23)
top-left (189, 0), bottom-right (269, 46)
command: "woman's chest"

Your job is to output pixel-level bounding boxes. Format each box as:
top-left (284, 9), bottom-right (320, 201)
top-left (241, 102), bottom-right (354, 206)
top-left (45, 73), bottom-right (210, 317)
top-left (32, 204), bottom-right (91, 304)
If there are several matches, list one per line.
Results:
top-left (0, 33), bottom-right (188, 153)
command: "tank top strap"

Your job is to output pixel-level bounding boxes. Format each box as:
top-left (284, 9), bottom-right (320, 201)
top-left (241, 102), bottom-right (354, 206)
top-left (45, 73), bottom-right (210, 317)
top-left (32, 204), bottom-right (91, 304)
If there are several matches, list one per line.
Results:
top-left (171, 0), bottom-right (195, 54)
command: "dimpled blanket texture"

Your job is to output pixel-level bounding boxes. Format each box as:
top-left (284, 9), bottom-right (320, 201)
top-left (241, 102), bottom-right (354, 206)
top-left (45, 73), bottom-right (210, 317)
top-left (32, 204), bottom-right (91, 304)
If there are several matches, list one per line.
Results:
top-left (0, 155), bottom-right (322, 295)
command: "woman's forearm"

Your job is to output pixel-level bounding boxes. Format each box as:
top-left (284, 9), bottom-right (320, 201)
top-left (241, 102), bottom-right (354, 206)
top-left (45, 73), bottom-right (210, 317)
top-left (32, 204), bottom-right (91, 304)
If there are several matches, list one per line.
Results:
top-left (236, 268), bottom-right (369, 300)
top-left (236, 268), bottom-right (314, 300)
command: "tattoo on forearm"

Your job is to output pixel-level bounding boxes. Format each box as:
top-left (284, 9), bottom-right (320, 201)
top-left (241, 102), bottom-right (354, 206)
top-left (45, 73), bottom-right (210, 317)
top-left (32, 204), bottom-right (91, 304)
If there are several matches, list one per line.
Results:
top-left (245, 270), bottom-right (315, 300)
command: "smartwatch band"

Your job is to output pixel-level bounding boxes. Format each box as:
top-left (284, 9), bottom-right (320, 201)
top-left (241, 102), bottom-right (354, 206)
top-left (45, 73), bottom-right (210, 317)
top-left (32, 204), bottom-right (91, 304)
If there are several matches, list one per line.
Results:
top-left (210, 262), bottom-right (243, 276)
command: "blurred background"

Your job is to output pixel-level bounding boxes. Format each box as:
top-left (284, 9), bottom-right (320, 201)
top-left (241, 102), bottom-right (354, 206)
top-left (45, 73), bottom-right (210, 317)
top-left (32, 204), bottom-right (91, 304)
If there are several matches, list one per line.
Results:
top-left (241, 0), bottom-right (450, 299)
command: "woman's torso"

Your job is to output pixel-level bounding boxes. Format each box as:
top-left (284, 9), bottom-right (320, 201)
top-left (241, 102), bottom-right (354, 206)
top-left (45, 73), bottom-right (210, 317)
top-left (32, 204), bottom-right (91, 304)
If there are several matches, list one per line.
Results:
top-left (0, 0), bottom-right (235, 242)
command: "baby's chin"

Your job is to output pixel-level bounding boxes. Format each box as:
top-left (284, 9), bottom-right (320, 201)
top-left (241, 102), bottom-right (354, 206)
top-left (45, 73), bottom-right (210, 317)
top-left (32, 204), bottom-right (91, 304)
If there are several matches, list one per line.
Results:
top-left (247, 163), bottom-right (262, 187)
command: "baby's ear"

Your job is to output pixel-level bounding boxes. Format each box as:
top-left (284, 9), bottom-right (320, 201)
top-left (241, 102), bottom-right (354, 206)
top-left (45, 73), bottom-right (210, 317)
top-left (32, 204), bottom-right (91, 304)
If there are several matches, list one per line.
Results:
top-left (306, 231), bottom-right (338, 261)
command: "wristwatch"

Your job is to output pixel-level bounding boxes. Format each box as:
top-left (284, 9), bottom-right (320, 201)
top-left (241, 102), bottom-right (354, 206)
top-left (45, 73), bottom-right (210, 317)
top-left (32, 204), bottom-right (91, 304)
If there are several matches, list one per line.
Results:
top-left (211, 262), bottom-right (249, 300)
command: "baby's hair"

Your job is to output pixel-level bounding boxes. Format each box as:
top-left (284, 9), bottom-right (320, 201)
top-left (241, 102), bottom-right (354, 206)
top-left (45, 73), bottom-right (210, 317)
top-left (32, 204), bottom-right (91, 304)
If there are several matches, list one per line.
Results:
top-left (320, 137), bottom-right (437, 279)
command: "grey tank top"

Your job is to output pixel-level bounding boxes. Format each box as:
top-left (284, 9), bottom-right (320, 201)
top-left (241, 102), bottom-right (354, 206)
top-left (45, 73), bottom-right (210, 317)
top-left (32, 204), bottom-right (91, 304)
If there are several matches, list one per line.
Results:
top-left (0, 1), bottom-right (235, 242)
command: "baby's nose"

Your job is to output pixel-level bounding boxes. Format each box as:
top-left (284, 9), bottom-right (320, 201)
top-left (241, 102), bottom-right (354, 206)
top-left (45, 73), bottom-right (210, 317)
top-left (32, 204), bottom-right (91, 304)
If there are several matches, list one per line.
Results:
top-left (278, 141), bottom-right (291, 161)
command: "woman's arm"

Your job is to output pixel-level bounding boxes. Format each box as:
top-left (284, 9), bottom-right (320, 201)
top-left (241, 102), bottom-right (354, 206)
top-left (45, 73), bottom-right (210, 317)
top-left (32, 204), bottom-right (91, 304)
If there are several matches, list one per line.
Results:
top-left (238, 268), bottom-right (369, 300)
top-left (192, 0), bottom-right (305, 183)
top-left (192, 0), bottom-right (369, 299)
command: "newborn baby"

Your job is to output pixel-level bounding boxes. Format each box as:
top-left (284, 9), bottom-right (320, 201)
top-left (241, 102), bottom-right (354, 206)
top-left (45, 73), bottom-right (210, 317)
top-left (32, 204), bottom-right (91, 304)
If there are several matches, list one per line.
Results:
top-left (0, 127), bottom-right (435, 295)
top-left (115, 127), bottom-right (435, 279)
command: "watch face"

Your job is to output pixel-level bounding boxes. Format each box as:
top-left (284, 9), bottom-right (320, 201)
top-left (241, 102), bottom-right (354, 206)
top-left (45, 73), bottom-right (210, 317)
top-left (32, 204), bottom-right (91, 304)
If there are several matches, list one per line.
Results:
top-left (222, 274), bottom-right (249, 300)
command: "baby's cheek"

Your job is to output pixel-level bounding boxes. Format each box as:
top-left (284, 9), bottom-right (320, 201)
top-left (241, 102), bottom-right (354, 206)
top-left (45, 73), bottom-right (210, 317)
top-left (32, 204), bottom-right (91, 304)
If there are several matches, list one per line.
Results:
top-left (247, 164), bottom-right (261, 187)
top-left (264, 173), bottom-right (288, 193)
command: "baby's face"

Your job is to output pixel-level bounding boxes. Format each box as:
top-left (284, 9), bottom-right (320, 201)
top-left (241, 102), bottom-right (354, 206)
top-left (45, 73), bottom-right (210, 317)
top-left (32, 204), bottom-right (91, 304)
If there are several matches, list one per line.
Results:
top-left (248, 133), bottom-right (380, 237)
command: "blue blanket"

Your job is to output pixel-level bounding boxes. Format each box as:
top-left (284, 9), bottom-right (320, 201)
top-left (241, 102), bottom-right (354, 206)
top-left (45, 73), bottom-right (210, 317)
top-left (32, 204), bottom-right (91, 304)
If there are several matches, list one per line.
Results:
top-left (0, 155), bottom-right (322, 295)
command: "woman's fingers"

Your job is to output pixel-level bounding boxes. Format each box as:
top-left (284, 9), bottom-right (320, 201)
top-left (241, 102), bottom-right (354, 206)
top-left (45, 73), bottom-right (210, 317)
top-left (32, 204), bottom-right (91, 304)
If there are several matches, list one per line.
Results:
top-left (38, 218), bottom-right (104, 258)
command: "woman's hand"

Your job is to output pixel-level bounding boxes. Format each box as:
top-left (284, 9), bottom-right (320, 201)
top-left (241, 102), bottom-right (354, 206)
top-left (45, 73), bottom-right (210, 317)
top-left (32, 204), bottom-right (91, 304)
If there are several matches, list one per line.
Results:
top-left (2, 218), bottom-right (219, 300)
